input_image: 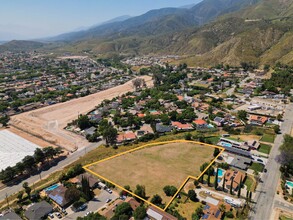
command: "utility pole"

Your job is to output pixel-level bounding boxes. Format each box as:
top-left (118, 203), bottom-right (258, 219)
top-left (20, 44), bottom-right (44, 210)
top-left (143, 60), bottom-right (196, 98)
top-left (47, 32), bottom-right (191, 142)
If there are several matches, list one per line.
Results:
top-left (5, 193), bottom-right (9, 208)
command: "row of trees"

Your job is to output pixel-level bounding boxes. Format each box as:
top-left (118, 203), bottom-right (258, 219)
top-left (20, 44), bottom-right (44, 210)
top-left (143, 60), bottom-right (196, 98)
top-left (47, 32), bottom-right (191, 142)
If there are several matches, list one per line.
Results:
top-left (0, 146), bottom-right (62, 182)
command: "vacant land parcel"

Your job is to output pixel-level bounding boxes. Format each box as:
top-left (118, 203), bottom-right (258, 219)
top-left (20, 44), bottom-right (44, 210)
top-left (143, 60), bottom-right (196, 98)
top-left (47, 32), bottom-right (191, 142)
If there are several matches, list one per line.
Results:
top-left (86, 141), bottom-right (220, 207)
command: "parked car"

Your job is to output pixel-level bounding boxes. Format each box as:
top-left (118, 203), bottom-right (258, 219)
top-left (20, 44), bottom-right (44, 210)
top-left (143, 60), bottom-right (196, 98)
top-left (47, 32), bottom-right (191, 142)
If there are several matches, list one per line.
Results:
top-left (55, 212), bottom-right (62, 219)
top-left (48, 213), bottom-right (54, 219)
top-left (106, 188), bottom-right (112, 194)
top-left (62, 209), bottom-right (68, 215)
top-left (257, 158), bottom-right (264, 163)
top-left (77, 204), bottom-right (87, 211)
top-left (85, 211), bottom-right (93, 216)
top-left (106, 198), bottom-right (112, 203)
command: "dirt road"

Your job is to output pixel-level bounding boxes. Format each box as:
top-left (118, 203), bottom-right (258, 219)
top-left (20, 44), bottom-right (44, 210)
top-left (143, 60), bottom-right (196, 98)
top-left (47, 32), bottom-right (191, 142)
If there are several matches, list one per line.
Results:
top-left (9, 76), bottom-right (153, 151)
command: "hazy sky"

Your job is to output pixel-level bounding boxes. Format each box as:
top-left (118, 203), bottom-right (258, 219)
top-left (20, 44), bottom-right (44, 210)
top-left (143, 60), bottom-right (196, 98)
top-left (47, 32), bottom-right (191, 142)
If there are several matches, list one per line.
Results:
top-left (0, 0), bottom-right (199, 40)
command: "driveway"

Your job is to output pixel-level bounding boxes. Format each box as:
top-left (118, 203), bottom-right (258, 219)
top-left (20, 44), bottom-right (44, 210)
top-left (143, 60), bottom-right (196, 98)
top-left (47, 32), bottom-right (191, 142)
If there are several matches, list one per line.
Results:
top-left (63, 190), bottom-right (119, 219)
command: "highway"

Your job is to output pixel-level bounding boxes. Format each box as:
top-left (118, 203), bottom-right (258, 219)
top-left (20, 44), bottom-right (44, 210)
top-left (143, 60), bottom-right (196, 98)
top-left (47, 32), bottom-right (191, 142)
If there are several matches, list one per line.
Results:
top-left (0, 140), bottom-right (104, 202)
top-left (250, 103), bottom-right (293, 220)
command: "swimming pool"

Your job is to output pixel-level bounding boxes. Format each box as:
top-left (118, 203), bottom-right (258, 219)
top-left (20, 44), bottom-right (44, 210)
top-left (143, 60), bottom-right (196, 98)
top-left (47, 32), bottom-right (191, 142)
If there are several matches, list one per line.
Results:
top-left (207, 124), bottom-right (214, 128)
top-left (286, 180), bottom-right (293, 188)
top-left (45, 184), bottom-right (59, 192)
top-left (219, 141), bottom-right (232, 148)
top-left (218, 168), bottom-right (225, 178)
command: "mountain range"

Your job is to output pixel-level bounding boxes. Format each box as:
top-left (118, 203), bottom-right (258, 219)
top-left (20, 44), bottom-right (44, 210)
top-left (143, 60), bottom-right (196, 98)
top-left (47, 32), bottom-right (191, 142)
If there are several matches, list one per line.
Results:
top-left (2, 0), bottom-right (293, 66)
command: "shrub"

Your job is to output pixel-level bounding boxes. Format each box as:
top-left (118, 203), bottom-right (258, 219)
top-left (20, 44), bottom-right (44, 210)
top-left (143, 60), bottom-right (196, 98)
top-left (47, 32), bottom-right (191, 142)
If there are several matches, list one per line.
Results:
top-left (226, 211), bottom-right (234, 218)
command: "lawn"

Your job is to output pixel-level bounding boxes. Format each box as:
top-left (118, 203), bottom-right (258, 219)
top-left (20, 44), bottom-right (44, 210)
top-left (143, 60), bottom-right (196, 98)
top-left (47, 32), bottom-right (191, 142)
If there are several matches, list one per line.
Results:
top-left (204, 136), bottom-right (220, 144)
top-left (244, 176), bottom-right (256, 192)
top-left (87, 142), bottom-right (216, 205)
top-left (249, 162), bottom-right (264, 173)
top-left (260, 134), bottom-right (275, 143)
top-left (280, 215), bottom-right (293, 220)
top-left (258, 143), bottom-right (272, 154)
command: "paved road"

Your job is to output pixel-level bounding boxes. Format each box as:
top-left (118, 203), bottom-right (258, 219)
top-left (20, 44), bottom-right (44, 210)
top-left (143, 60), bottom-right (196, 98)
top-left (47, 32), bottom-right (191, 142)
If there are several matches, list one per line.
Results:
top-left (63, 190), bottom-right (118, 220)
top-left (250, 103), bottom-right (293, 220)
top-left (274, 198), bottom-right (293, 214)
top-left (0, 141), bottom-right (104, 202)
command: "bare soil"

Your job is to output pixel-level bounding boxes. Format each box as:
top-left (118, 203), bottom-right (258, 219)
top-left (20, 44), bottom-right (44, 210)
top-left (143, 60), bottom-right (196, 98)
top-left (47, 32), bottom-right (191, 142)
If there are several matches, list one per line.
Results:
top-left (9, 76), bottom-right (152, 151)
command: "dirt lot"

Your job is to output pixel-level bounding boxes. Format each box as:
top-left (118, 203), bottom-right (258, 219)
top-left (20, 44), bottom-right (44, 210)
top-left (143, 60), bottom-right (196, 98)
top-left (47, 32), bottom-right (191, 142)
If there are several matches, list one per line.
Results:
top-left (9, 76), bottom-right (152, 151)
top-left (88, 142), bottom-right (215, 204)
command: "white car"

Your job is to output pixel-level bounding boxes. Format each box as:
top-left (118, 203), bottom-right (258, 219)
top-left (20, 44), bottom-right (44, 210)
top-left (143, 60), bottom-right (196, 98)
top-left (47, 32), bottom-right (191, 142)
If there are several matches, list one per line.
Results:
top-left (85, 211), bottom-right (93, 216)
top-left (106, 188), bottom-right (112, 194)
top-left (205, 191), bottom-right (212, 195)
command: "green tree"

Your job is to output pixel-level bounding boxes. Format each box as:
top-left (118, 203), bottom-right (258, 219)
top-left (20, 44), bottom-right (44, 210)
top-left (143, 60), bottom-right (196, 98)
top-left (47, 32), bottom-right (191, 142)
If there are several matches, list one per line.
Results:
top-left (133, 206), bottom-right (147, 220)
top-left (213, 148), bottom-right (220, 157)
top-left (274, 125), bottom-right (280, 134)
top-left (230, 178), bottom-right (234, 195)
top-left (185, 133), bottom-right (192, 140)
top-left (134, 185), bottom-right (146, 199)
top-left (17, 191), bottom-right (24, 202)
top-left (219, 203), bottom-right (226, 218)
top-left (81, 176), bottom-right (93, 201)
top-left (77, 212), bottom-right (106, 220)
top-left (194, 180), bottom-right (199, 188)
top-left (34, 148), bottom-right (45, 164)
top-left (65, 187), bottom-right (81, 203)
top-left (22, 155), bottom-right (36, 171)
top-left (207, 171), bottom-right (211, 186)
top-left (192, 205), bottom-right (203, 219)
top-left (151, 194), bottom-right (163, 206)
top-left (102, 127), bottom-right (118, 146)
top-left (237, 176), bottom-right (242, 198)
top-left (222, 174), bottom-right (226, 191)
top-left (214, 168), bottom-right (218, 190)
top-left (188, 190), bottom-right (197, 202)
top-left (112, 202), bottom-right (133, 219)
top-left (278, 134), bottom-right (293, 176)
top-left (77, 114), bottom-right (91, 130)
top-left (22, 182), bottom-right (31, 198)
top-left (237, 110), bottom-right (247, 121)
top-left (163, 185), bottom-right (177, 197)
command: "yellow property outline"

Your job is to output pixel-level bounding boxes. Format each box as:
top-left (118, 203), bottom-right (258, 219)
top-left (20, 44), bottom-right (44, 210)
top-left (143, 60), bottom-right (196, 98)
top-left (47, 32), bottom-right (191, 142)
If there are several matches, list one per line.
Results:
top-left (83, 140), bottom-right (224, 212)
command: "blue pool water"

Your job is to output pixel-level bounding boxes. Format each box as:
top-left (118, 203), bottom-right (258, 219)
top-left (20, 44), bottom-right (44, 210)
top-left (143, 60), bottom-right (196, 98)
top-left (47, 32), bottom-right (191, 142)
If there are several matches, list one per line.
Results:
top-left (286, 181), bottom-right (293, 187)
top-left (45, 184), bottom-right (59, 192)
top-left (219, 141), bottom-right (232, 148)
top-left (218, 168), bottom-right (224, 178)
top-left (207, 124), bottom-right (214, 128)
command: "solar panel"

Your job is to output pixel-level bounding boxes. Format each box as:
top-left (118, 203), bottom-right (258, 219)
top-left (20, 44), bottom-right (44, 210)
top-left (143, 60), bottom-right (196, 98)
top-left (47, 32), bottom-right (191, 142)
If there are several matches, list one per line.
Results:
top-left (202, 214), bottom-right (209, 219)
top-left (215, 210), bottom-right (221, 218)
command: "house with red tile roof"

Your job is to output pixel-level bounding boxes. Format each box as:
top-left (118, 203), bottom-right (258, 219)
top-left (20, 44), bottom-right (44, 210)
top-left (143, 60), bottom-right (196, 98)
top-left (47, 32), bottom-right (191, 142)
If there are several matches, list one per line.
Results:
top-left (193, 119), bottom-right (208, 129)
top-left (249, 115), bottom-right (268, 126)
top-left (202, 202), bottom-right (231, 220)
top-left (116, 132), bottom-right (137, 145)
top-left (224, 170), bottom-right (245, 192)
top-left (172, 121), bottom-right (194, 131)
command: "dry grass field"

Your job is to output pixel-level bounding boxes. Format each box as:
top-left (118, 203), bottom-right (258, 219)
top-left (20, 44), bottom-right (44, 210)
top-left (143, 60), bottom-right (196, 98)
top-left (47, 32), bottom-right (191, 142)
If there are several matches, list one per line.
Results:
top-left (88, 142), bottom-right (215, 204)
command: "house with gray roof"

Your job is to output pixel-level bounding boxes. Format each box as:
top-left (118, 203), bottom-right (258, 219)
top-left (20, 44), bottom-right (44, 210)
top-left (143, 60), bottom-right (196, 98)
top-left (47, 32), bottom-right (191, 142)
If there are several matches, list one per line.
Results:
top-left (24, 201), bottom-right (53, 220)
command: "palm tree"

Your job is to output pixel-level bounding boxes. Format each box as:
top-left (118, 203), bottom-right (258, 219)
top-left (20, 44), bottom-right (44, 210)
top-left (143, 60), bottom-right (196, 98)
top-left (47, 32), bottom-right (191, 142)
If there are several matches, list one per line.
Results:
top-left (219, 204), bottom-right (226, 218)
